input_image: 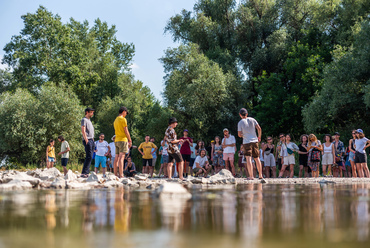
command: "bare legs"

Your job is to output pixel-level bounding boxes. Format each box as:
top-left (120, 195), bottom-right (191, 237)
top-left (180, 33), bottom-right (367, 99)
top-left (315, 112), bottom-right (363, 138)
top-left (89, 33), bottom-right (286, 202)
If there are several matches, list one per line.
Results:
top-left (114, 153), bottom-right (125, 178)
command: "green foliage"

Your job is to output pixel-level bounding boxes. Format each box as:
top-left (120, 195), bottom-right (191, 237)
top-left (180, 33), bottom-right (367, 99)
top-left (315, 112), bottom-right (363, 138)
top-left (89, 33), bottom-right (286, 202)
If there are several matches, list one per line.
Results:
top-left (0, 69), bottom-right (13, 94)
top-left (303, 20), bottom-right (370, 134)
top-left (2, 6), bottom-right (135, 107)
top-left (95, 73), bottom-right (155, 144)
top-left (160, 43), bottom-right (238, 140)
top-left (165, 0), bottom-right (370, 138)
top-left (0, 83), bottom-right (84, 165)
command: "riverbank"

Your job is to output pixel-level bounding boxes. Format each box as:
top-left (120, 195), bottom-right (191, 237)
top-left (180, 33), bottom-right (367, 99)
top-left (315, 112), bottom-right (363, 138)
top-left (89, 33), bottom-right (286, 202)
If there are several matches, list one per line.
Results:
top-left (1, 168), bottom-right (370, 191)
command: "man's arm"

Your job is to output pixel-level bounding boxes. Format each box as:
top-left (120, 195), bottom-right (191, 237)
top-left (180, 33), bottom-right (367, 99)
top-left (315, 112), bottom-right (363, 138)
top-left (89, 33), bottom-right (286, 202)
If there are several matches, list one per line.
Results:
top-left (81, 126), bottom-right (88, 144)
top-left (124, 126), bottom-right (132, 148)
top-left (256, 124), bottom-right (262, 142)
top-left (238, 131), bottom-right (243, 138)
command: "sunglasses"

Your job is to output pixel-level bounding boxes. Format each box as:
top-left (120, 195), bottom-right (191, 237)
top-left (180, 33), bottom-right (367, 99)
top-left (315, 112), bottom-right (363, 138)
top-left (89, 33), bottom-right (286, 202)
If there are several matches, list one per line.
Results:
top-left (279, 136), bottom-right (284, 138)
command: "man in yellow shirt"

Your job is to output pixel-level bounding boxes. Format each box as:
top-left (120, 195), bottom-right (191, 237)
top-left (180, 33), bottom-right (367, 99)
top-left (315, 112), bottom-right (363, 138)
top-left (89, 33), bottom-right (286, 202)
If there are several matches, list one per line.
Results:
top-left (138, 135), bottom-right (157, 178)
top-left (114, 107), bottom-right (132, 178)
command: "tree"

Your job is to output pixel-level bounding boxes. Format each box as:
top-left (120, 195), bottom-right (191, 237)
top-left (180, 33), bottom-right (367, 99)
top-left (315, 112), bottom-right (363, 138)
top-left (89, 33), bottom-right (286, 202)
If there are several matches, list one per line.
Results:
top-left (95, 73), bottom-right (155, 144)
top-left (2, 6), bottom-right (135, 107)
top-left (160, 43), bottom-right (236, 140)
top-left (0, 69), bottom-right (13, 94)
top-left (0, 83), bottom-right (84, 165)
top-left (303, 20), bottom-right (370, 135)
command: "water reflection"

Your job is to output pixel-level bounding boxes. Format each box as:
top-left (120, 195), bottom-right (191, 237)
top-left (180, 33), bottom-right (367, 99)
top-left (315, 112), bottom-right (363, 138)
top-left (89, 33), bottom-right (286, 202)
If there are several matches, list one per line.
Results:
top-left (0, 183), bottom-right (370, 247)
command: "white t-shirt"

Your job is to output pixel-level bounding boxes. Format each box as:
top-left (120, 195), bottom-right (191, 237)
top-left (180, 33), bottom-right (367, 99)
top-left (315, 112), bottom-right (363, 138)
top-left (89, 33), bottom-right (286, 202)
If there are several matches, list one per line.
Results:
top-left (355, 138), bottom-right (369, 154)
top-left (193, 155), bottom-right (208, 169)
top-left (108, 142), bottom-right (116, 157)
top-left (222, 135), bottom-right (236, 153)
top-left (95, 140), bottom-right (109, 157)
top-left (237, 117), bottom-right (259, 144)
top-left (162, 145), bottom-right (168, 156)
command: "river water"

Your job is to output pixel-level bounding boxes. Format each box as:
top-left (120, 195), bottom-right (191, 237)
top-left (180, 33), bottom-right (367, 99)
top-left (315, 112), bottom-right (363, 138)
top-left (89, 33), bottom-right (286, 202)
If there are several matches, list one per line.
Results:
top-left (0, 183), bottom-right (369, 248)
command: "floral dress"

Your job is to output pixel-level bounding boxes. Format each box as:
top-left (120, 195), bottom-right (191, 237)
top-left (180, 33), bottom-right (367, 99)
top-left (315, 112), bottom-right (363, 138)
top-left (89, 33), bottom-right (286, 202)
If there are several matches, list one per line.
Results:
top-left (213, 144), bottom-right (224, 166)
top-left (308, 141), bottom-right (321, 172)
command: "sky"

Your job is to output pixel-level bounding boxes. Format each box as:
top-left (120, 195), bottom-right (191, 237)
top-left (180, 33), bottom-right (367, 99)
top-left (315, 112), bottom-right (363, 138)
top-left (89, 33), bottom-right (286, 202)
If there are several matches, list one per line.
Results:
top-left (0, 0), bottom-right (197, 101)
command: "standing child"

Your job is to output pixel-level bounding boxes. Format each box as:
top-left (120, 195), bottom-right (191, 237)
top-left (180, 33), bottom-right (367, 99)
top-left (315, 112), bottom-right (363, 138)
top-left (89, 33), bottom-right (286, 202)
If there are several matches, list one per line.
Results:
top-left (57, 136), bottom-right (70, 175)
top-left (46, 139), bottom-right (56, 169)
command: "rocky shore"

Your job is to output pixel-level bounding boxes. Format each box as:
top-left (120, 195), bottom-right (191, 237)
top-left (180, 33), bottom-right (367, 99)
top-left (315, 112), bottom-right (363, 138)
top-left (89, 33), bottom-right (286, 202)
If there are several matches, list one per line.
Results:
top-left (1, 168), bottom-right (370, 191)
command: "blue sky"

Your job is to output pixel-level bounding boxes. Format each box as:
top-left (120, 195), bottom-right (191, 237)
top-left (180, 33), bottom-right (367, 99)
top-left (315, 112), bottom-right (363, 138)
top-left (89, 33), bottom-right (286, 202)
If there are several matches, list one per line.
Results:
top-left (0, 0), bottom-right (196, 101)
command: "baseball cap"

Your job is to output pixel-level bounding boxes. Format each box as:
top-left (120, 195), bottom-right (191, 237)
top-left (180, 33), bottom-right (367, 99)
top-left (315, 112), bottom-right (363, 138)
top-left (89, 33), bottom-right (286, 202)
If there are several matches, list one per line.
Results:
top-left (239, 108), bottom-right (248, 115)
top-left (334, 132), bottom-right (340, 136)
top-left (85, 107), bottom-right (95, 113)
top-left (184, 129), bottom-right (189, 132)
top-left (357, 129), bottom-right (364, 133)
top-left (112, 135), bottom-right (116, 141)
top-left (223, 128), bottom-right (229, 132)
top-left (169, 117), bottom-right (178, 124)
top-left (119, 106), bottom-right (129, 114)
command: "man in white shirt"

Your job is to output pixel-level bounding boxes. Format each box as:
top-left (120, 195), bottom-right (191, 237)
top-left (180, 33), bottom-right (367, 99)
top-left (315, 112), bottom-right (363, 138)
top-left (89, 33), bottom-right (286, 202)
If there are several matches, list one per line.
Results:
top-left (94, 133), bottom-right (110, 177)
top-left (237, 108), bottom-right (263, 180)
top-left (193, 149), bottom-right (211, 177)
top-left (222, 128), bottom-right (236, 176)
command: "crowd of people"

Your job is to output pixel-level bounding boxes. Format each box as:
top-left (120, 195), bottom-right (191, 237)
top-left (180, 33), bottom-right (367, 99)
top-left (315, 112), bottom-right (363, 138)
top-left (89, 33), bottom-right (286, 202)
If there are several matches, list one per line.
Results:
top-left (46, 107), bottom-right (370, 179)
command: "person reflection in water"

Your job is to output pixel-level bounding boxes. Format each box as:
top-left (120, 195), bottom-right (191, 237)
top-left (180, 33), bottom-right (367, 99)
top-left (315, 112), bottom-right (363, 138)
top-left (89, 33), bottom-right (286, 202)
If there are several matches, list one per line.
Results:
top-left (114, 188), bottom-right (131, 233)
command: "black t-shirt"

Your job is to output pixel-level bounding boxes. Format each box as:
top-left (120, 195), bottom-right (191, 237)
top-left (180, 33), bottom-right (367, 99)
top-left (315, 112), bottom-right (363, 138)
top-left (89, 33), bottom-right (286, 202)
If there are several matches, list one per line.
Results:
top-left (298, 143), bottom-right (308, 163)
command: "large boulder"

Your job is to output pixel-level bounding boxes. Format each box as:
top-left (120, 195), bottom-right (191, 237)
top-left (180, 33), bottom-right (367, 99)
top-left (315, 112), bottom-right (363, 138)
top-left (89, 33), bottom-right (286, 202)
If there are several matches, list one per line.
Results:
top-left (208, 169), bottom-right (236, 184)
top-left (64, 170), bottom-right (77, 181)
top-left (0, 179), bottom-right (33, 190)
top-left (155, 182), bottom-right (191, 199)
top-left (2, 172), bottom-right (41, 186)
top-left (86, 172), bottom-right (99, 182)
top-left (51, 177), bottom-right (66, 189)
top-left (38, 168), bottom-right (62, 181)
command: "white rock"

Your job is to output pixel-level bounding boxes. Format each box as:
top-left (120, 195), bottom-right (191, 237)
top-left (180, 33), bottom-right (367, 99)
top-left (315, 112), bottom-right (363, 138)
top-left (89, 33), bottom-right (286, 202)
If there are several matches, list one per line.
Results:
top-left (51, 177), bottom-right (66, 189)
top-left (86, 172), bottom-right (99, 182)
top-left (104, 180), bottom-right (123, 188)
top-left (0, 179), bottom-right (33, 190)
top-left (2, 172), bottom-right (41, 186)
top-left (208, 169), bottom-right (235, 184)
top-left (64, 170), bottom-right (77, 181)
top-left (38, 167), bottom-right (62, 181)
top-left (135, 174), bottom-right (148, 181)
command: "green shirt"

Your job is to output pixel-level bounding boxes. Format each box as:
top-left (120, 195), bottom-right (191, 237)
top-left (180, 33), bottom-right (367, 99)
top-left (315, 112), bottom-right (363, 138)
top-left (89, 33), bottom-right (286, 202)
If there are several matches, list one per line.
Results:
top-left (61, 141), bottom-right (70, 159)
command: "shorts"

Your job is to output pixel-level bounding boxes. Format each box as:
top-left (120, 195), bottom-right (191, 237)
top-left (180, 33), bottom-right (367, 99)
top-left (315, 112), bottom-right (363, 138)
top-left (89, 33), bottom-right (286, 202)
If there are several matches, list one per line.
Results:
top-left (162, 155), bottom-right (169, 163)
top-left (349, 152), bottom-right (355, 162)
top-left (95, 155), bottom-right (107, 168)
top-left (355, 152), bottom-right (367, 163)
top-left (264, 154), bottom-right (275, 167)
top-left (223, 153), bottom-right (235, 161)
top-left (152, 157), bottom-right (157, 167)
top-left (61, 158), bottom-right (68, 167)
top-left (182, 154), bottom-right (191, 162)
top-left (115, 141), bottom-right (128, 155)
top-left (142, 158), bottom-right (153, 167)
top-left (193, 167), bottom-right (203, 173)
top-left (243, 143), bottom-right (259, 158)
top-left (322, 153), bottom-right (334, 165)
top-left (168, 152), bottom-right (183, 164)
top-left (283, 155), bottom-right (295, 165)
top-left (299, 157), bottom-right (308, 167)
top-left (48, 157), bottom-right (55, 162)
